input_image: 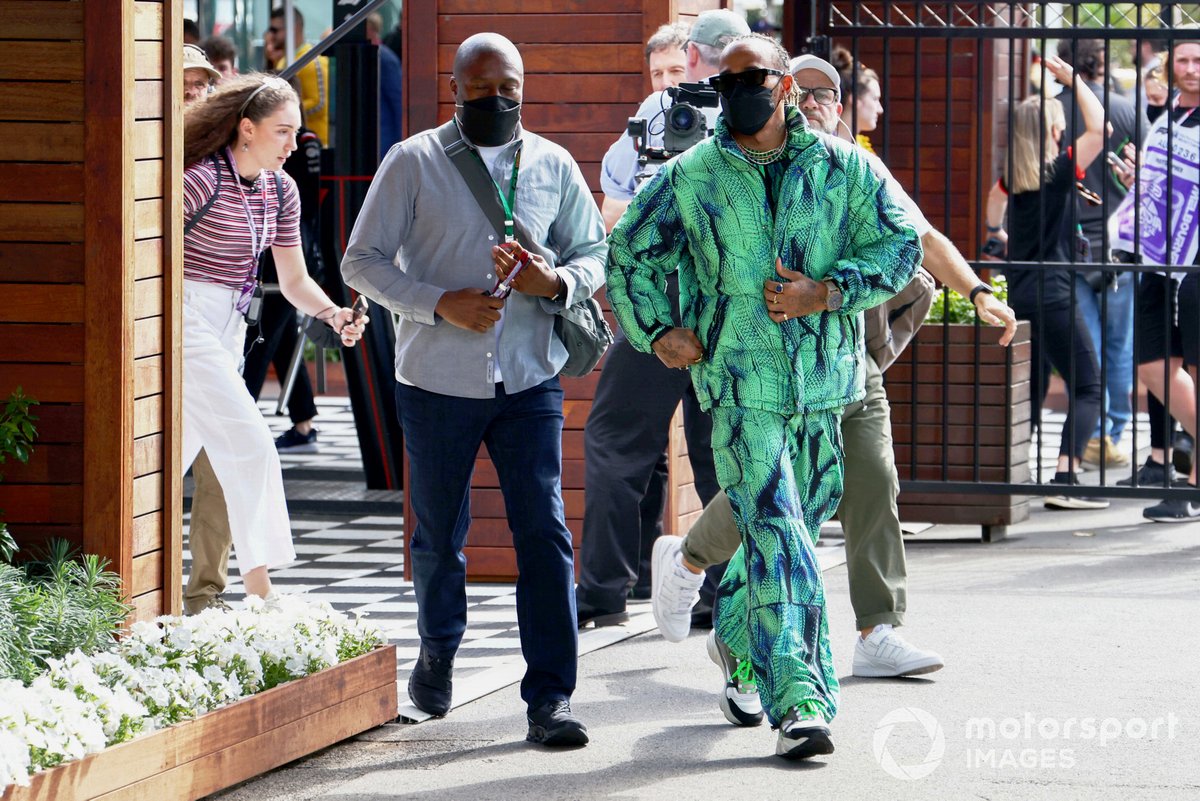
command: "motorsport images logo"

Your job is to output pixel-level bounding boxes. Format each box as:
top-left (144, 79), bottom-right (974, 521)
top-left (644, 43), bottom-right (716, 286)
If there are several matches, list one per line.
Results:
top-left (873, 707), bottom-right (946, 780)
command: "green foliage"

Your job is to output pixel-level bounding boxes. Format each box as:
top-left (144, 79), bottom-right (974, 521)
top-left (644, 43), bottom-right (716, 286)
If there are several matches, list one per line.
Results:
top-left (0, 387), bottom-right (38, 480)
top-left (926, 275), bottom-right (1009, 325)
top-left (0, 388), bottom-right (38, 558)
top-left (337, 624), bottom-right (385, 663)
top-left (0, 540), bottom-right (130, 684)
top-left (302, 340), bottom-right (342, 363)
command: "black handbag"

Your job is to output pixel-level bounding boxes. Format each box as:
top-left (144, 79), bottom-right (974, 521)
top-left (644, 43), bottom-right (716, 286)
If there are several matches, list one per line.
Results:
top-left (435, 122), bottom-right (612, 378)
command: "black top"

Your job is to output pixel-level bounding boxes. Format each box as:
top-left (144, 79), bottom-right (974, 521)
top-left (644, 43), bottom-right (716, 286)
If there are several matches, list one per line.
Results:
top-left (1005, 152), bottom-right (1078, 313)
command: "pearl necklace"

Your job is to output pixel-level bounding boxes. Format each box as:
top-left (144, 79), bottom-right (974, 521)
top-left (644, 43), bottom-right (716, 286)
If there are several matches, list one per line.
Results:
top-left (735, 137), bottom-right (787, 165)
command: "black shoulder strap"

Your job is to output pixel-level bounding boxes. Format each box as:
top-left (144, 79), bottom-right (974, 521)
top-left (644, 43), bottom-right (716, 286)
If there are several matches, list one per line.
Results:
top-left (184, 153), bottom-right (223, 236)
top-left (274, 171), bottom-right (285, 225)
top-left (435, 121), bottom-right (510, 242)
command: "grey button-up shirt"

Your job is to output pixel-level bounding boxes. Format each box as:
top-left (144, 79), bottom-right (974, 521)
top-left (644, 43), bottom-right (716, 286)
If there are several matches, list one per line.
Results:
top-left (342, 123), bottom-right (608, 399)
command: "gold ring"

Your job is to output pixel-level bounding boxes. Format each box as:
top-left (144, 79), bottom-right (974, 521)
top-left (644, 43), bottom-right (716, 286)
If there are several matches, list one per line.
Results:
top-left (782, 312), bottom-right (788, 321)
top-left (773, 293), bottom-right (780, 304)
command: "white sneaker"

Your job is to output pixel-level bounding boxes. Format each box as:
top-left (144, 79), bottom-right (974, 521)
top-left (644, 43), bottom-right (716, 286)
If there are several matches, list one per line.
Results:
top-left (776, 706), bottom-right (834, 760)
top-left (852, 624), bottom-right (944, 678)
top-left (706, 630), bottom-right (764, 726)
top-left (651, 536), bottom-right (704, 642)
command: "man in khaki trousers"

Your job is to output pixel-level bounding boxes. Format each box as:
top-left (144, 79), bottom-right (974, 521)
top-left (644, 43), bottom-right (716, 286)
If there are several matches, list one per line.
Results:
top-left (185, 454), bottom-right (232, 613)
top-left (181, 44), bottom-right (235, 616)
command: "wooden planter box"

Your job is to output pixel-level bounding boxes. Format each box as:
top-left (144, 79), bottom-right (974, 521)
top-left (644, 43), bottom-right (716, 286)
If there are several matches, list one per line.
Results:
top-left (3, 646), bottom-right (398, 801)
top-left (884, 321), bottom-right (1033, 541)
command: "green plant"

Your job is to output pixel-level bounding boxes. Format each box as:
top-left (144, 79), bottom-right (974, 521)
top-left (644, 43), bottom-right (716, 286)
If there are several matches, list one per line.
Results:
top-left (925, 275), bottom-right (1009, 325)
top-left (302, 340), bottom-right (342, 363)
top-left (0, 540), bottom-right (129, 685)
top-left (0, 388), bottom-right (38, 558)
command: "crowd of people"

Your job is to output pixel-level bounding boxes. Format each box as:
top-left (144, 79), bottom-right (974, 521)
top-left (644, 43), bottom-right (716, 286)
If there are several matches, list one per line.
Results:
top-left (989, 33), bottom-right (1200, 521)
top-left (174, 8), bottom-right (1200, 764)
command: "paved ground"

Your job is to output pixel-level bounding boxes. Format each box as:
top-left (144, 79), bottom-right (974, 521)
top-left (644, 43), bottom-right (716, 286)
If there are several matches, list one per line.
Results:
top-left (208, 490), bottom-right (1200, 801)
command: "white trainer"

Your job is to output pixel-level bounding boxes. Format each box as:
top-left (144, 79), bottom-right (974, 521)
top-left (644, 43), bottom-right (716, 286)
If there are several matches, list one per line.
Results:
top-left (706, 630), bottom-right (764, 726)
top-left (852, 624), bottom-right (945, 678)
top-left (775, 707), bottom-right (834, 760)
top-left (651, 535), bottom-right (704, 642)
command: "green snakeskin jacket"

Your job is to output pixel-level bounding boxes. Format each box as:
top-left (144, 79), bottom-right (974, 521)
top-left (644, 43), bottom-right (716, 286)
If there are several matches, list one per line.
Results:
top-left (606, 107), bottom-right (923, 415)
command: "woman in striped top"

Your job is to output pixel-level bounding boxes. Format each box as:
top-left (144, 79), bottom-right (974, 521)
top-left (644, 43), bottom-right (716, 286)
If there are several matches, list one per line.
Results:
top-left (182, 74), bottom-right (368, 604)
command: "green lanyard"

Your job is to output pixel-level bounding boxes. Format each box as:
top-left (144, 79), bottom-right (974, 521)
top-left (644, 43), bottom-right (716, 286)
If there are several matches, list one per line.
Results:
top-left (472, 145), bottom-right (522, 242)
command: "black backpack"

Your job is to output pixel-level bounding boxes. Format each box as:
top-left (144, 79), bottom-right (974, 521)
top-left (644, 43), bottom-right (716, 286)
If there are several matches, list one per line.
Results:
top-left (184, 153), bottom-right (284, 235)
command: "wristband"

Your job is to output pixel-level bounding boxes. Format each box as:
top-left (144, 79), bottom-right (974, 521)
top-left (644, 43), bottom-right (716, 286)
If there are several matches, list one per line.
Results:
top-left (986, 224), bottom-right (1003, 233)
top-left (969, 284), bottom-right (995, 305)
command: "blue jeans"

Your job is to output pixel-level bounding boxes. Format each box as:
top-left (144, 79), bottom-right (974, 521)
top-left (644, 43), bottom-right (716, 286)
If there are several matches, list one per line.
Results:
top-left (1075, 272), bottom-right (1135, 442)
top-left (395, 377), bottom-right (577, 709)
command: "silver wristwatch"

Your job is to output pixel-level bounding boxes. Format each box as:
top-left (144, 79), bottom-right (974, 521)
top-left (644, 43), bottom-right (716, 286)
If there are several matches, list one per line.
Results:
top-left (822, 279), bottom-right (844, 312)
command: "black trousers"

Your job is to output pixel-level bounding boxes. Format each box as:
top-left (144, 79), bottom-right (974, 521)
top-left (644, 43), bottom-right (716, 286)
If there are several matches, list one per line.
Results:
top-left (1022, 303), bottom-right (1103, 461)
top-left (241, 293), bottom-right (317, 425)
top-left (576, 333), bottom-right (722, 615)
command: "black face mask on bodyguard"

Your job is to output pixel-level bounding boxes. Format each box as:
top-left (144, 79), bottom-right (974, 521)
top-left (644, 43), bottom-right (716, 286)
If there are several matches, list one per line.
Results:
top-left (719, 84), bottom-right (779, 136)
top-left (456, 95), bottom-right (522, 147)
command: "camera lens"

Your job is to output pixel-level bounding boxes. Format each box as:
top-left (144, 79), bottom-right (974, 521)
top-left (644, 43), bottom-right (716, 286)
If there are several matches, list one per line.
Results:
top-left (668, 104), bottom-right (698, 135)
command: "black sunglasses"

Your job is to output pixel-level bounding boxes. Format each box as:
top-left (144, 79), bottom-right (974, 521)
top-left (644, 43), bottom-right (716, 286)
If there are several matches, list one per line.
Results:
top-left (708, 68), bottom-right (784, 97)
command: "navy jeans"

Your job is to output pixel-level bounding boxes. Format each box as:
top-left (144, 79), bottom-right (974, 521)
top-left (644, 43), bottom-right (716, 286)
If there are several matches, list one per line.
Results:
top-left (395, 377), bottom-right (577, 709)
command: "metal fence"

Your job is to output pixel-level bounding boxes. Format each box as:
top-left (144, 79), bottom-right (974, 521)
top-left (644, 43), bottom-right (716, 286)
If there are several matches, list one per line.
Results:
top-left (805, 2), bottom-right (1200, 522)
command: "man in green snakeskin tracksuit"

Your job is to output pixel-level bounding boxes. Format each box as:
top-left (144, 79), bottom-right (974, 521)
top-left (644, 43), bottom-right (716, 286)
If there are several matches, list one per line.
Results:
top-left (605, 35), bottom-right (922, 760)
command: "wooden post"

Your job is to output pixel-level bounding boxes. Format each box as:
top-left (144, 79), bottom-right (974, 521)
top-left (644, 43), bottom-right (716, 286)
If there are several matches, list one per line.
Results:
top-left (83, 0), bottom-right (137, 597)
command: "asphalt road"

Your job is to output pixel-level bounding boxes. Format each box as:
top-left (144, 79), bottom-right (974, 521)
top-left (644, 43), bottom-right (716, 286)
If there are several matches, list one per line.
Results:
top-left (212, 497), bottom-right (1200, 801)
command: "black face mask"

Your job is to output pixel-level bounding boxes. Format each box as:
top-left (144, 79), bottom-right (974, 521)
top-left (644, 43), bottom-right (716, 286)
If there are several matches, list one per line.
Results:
top-left (719, 83), bottom-right (779, 136)
top-left (456, 95), bottom-right (522, 147)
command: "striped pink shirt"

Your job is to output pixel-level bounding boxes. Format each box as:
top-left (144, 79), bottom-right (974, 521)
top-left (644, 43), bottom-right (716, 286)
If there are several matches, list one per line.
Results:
top-left (183, 153), bottom-right (301, 290)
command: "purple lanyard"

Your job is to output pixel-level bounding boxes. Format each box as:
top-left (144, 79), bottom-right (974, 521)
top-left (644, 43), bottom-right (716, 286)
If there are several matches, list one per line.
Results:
top-left (226, 147), bottom-right (269, 310)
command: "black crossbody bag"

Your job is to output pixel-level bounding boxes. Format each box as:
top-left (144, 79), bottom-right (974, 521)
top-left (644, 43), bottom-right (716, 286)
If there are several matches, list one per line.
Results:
top-left (434, 122), bottom-right (612, 378)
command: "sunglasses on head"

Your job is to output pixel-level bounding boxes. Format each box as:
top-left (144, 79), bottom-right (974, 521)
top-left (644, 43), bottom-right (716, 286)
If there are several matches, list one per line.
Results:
top-left (708, 68), bottom-right (784, 97)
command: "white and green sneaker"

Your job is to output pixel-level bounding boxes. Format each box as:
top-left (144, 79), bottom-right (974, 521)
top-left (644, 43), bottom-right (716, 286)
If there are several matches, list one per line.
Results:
top-left (775, 704), bottom-right (834, 760)
top-left (706, 630), bottom-right (764, 726)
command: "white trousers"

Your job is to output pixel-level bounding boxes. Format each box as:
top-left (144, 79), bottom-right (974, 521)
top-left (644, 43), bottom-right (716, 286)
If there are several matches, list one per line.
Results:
top-left (182, 279), bottom-right (295, 571)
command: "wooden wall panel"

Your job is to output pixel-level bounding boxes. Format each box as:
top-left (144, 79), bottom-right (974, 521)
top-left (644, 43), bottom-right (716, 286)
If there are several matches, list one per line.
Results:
top-left (0, 0), bottom-right (180, 619)
top-left (0, 1), bottom-right (84, 39)
top-left (0, 122), bottom-right (84, 162)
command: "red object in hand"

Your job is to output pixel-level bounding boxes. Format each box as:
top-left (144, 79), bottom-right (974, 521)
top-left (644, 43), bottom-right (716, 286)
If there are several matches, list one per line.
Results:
top-left (490, 242), bottom-right (532, 298)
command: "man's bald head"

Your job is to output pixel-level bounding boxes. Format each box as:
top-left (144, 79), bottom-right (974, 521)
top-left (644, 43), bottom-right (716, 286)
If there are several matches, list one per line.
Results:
top-left (451, 33), bottom-right (525, 106)
top-left (453, 33), bottom-right (523, 80)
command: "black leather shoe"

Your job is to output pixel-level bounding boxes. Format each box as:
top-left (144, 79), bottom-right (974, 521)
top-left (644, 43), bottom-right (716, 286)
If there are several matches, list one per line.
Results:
top-left (527, 699), bottom-right (589, 747)
top-left (408, 646), bottom-right (453, 717)
top-left (576, 602), bottom-right (629, 629)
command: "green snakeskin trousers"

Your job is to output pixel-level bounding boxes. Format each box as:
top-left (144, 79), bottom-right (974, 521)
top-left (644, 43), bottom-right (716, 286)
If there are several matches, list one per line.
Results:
top-left (711, 406), bottom-right (843, 726)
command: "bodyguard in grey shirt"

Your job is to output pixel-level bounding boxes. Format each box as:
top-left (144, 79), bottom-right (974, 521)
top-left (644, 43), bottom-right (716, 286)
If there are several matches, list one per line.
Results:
top-left (340, 33), bottom-right (604, 748)
top-left (342, 81), bottom-right (605, 398)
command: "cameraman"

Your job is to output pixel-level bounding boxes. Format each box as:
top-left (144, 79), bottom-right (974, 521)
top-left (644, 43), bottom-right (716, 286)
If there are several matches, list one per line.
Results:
top-left (598, 10), bottom-right (749, 230)
top-left (575, 10), bottom-right (749, 630)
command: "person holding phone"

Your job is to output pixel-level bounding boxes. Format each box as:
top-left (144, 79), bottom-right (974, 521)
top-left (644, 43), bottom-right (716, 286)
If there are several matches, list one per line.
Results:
top-left (182, 74), bottom-right (368, 605)
top-left (341, 34), bottom-right (606, 746)
top-left (985, 55), bottom-right (1107, 509)
top-left (1055, 39), bottom-right (1147, 471)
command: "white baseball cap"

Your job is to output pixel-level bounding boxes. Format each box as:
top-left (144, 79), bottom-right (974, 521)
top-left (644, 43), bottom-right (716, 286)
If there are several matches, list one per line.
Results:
top-left (789, 54), bottom-right (841, 95)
